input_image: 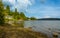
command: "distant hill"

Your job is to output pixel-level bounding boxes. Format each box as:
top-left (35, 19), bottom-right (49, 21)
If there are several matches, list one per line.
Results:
top-left (37, 18), bottom-right (60, 20)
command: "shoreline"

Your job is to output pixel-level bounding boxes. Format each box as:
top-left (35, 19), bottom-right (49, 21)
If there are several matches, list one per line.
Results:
top-left (0, 25), bottom-right (48, 38)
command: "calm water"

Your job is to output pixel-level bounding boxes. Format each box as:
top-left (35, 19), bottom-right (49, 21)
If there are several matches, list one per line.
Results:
top-left (24, 20), bottom-right (60, 38)
top-left (24, 20), bottom-right (60, 31)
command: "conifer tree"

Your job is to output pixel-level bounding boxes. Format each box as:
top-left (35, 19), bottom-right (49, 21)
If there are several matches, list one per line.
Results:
top-left (6, 5), bottom-right (10, 15)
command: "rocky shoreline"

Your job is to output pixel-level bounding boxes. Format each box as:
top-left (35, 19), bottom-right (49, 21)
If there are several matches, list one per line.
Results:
top-left (0, 26), bottom-right (48, 38)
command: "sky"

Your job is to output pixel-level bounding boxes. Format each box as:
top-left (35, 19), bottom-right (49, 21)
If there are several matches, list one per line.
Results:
top-left (2, 0), bottom-right (60, 18)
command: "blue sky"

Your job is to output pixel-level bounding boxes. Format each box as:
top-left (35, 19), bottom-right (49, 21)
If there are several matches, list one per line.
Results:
top-left (2, 0), bottom-right (60, 18)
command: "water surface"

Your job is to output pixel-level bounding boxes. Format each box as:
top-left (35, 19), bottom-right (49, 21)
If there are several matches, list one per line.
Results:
top-left (24, 20), bottom-right (60, 38)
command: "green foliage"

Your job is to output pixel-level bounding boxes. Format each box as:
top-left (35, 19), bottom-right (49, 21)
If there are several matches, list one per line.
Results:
top-left (0, 0), bottom-right (5, 25)
top-left (15, 8), bottom-right (18, 13)
top-left (6, 5), bottom-right (11, 15)
top-left (19, 12), bottom-right (27, 20)
top-left (13, 10), bottom-right (27, 20)
top-left (6, 5), bottom-right (10, 11)
top-left (13, 8), bottom-right (19, 20)
top-left (30, 17), bottom-right (36, 20)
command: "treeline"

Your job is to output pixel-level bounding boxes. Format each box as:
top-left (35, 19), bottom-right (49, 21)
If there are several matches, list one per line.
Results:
top-left (37, 18), bottom-right (60, 20)
top-left (0, 0), bottom-right (36, 25)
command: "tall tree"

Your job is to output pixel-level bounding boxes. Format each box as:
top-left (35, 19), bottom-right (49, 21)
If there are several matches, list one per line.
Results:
top-left (6, 5), bottom-right (10, 15)
top-left (0, 0), bottom-right (5, 25)
top-left (15, 8), bottom-right (18, 13)
top-left (13, 8), bottom-right (19, 19)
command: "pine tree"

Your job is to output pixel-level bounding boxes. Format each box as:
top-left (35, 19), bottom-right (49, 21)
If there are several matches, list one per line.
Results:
top-left (6, 5), bottom-right (10, 15)
top-left (0, 0), bottom-right (5, 25)
top-left (14, 8), bottom-right (18, 19)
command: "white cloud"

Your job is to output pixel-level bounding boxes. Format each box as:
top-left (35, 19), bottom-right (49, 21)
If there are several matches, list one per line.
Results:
top-left (14, 0), bottom-right (32, 10)
top-left (26, 6), bottom-right (60, 18)
top-left (9, 0), bottom-right (15, 3)
top-left (3, 0), bottom-right (34, 12)
top-left (40, 7), bottom-right (60, 18)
